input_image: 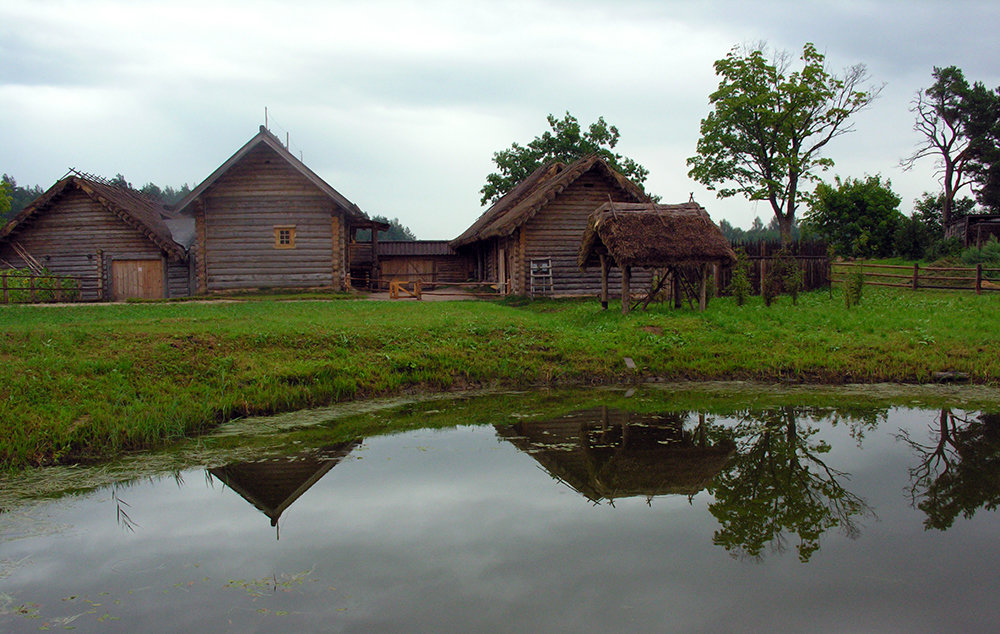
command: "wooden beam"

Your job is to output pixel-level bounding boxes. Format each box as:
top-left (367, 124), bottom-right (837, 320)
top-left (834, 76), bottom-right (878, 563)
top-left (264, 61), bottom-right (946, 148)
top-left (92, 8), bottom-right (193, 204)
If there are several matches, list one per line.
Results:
top-left (698, 263), bottom-right (708, 311)
top-left (599, 254), bottom-right (608, 310)
top-left (621, 265), bottom-right (631, 315)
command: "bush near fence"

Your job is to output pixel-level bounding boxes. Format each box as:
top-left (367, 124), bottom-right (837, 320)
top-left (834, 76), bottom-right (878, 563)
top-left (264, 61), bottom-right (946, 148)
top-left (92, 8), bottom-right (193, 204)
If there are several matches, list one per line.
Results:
top-left (0, 269), bottom-right (85, 303)
top-left (716, 241), bottom-right (830, 296)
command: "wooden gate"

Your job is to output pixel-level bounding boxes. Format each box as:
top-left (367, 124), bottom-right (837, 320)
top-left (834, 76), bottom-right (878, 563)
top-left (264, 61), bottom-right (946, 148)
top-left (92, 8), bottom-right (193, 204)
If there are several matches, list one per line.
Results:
top-left (111, 259), bottom-right (164, 300)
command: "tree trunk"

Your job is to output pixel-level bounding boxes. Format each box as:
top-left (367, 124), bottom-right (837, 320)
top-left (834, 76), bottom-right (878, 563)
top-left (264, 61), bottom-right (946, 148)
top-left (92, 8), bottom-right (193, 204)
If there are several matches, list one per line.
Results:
top-left (778, 214), bottom-right (794, 245)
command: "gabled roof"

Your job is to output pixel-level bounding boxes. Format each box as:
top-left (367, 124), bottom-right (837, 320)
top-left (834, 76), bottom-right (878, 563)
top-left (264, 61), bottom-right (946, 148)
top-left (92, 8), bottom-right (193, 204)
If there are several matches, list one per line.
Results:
top-left (0, 175), bottom-right (187, 260)
top-left (452, 155), bottom-right (648, 247)
top-left (579, 201), bottom-right (736, 269)
top-left (174, 126), bottom-right (369, 224)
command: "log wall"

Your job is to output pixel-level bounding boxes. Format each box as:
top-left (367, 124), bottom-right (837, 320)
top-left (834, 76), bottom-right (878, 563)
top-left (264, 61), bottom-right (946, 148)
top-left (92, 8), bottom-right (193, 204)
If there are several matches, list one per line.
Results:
top-left (198, 143), bottom-right (344, 291)
top-left (0, 186), bottom-right (181, 300)
top-left (520, 170), bottom-right (653, 297)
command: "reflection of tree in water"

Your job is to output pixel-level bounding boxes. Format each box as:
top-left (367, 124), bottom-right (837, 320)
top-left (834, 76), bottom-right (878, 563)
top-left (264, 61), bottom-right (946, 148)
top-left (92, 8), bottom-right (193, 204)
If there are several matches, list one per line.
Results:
top-left (901, 409), bottom-right (1000, 530)
top-left (708, 407), bottom-right (874, 562)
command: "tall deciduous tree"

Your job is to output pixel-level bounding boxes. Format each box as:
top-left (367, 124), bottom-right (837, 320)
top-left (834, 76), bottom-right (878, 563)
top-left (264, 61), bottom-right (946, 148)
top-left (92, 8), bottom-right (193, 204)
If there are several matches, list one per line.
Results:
top-left (0, 177), bottom-right (11, 222)
top-left (902, 67), bottom-right (1000, 223)
top-left (479, 112), bottom-right (651, 206)
top-left (688, 42), bottom-right (881, 244)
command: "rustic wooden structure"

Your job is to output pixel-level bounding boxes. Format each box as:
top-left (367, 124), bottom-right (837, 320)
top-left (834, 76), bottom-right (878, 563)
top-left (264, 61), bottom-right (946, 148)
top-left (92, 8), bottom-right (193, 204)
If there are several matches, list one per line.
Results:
top-left (496, 408), bottom-right (735, 504)
top-left (718, 240), bottom-right (830, 296)
top-left (0, 173), bottom-right (190, 300)
top-left (175, 126), bottom-right (386, 293)
top-left (578, 201), bottom-right (736, 313)
top-left (945, 214), bottom-right (1000, 247)
top-left (369, 240), bottom-right (476, 287)
top-left (208, 441), bottom-right (359, 534)
top-left (451, 155), bottom-right (651, 296)
top-left (832, 261), bottom-right (1000, 293)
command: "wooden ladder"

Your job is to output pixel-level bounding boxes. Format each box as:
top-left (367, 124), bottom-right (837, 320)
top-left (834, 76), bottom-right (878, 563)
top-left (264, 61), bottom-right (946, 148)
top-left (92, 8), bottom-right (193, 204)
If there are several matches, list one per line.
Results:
top-left (529, 258), bottom-right (553, 297)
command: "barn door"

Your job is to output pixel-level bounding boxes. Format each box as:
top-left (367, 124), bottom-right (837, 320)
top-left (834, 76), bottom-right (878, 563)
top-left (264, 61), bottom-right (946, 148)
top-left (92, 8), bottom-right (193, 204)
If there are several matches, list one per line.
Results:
top-left (111, 259), bottom-right (164, 300)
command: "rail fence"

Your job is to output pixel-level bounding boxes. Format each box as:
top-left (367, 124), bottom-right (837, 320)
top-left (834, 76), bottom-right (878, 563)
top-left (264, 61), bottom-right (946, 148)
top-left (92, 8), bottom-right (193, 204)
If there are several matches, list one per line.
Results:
top-left (0, 271), bottom-right (94, 304)
top-left (831, 261), bottom-right (1000, 294)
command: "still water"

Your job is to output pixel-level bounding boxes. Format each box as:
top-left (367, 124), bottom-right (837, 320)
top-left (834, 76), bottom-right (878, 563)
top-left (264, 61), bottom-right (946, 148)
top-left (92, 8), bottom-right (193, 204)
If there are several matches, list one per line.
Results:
top-left (2, 386), bottom-right (999, 632)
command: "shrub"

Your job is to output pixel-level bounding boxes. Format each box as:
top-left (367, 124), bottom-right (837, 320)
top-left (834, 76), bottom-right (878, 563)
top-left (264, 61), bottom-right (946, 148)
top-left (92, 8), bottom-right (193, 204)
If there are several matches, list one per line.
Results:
top-left (728, 248), bottom-right (752, 306)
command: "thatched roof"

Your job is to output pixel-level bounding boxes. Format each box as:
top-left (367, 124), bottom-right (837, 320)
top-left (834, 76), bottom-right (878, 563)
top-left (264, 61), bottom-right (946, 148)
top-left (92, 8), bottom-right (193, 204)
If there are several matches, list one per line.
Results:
top-left (495, 409), bottom-right (735, 503)
top-left (174, 126), bottom-right (372, 226)
top-left (0, 174), bottom-right (187, 260)
top-left (452, 155), bottom-right (647, 247)
top-left (578, 201), bottom-right (735, 269)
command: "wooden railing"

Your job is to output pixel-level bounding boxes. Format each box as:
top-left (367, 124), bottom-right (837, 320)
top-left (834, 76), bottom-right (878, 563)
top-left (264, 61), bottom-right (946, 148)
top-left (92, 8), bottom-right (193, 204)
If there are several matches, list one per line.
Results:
top-left (0, 271), bottom-right (93, 304)
top-left (831, 261), bottom-right (1000, 294)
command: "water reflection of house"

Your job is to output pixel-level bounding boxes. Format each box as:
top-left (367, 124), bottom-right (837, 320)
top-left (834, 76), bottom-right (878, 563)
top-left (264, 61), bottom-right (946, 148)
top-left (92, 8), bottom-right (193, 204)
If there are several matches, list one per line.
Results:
top-left (208, 440), bottom-right (359, 531)
top-left (496, 408), bottom-right (734, 504)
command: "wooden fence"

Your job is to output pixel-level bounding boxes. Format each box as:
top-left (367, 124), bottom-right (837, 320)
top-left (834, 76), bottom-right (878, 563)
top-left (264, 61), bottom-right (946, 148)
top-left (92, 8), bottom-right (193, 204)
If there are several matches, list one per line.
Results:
top-left (831, 261), bottom-right (1000, 294)
top-left (0, 271), bottom-right (94, 304)
top-left (717, 241), bottom-right (831, 295)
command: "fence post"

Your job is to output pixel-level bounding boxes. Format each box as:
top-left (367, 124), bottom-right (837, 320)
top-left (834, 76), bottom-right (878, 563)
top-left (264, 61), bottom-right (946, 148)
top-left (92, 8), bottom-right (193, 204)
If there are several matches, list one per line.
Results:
top-left (976, 263), bottom-right (982, 295)
top-left (30, 275), bottom-right (35, 303)
top-left (1, 272), bottom-right (6, 304)
top-left (912, 262), bottom-right (919, 290)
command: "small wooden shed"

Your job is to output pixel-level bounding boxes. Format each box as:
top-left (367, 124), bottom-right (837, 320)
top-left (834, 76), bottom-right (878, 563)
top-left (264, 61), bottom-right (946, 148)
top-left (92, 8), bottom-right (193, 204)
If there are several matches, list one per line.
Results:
top-left (578, 201), bottom-right (735, 313)
top-left (0, 173), bottom-right (190, 300)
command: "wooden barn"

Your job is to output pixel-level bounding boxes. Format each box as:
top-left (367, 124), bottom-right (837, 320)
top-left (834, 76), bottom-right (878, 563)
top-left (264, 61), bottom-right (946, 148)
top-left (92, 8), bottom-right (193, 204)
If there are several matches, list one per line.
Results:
top-left (579, 201), bottom-right (736, 312)
top-left (375, 240), bottom-right (476, 285)
top-left (175, 126), bottom-right (386, 293)
top-left (0, 173), bottom-right (190, 300)
top-left (451, 155), bottom-right (652, 296)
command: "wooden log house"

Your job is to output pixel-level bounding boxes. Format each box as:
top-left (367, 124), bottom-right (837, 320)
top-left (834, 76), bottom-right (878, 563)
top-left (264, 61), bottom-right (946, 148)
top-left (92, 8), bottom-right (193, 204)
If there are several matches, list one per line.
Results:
top-left (174, 126), bottom-right (387, 293)
top-left (0, 173), bottom-right (190, 300)
top-left (451, 155), bottom-right (652, 296)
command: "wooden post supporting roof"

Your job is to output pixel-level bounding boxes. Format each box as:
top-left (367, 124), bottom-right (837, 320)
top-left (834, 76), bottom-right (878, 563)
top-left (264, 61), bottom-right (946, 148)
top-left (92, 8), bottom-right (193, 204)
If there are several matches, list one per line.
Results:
top-left (621, 265), bottom-right (631, 315)
top-left (600, 254), bottom-right (609, 310)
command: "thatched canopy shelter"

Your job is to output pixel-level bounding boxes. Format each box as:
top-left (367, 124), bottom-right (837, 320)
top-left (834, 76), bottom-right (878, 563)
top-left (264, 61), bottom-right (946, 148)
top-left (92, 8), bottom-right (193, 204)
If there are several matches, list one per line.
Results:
top-left (495, 408), bottom-right (735, 504)
top-left (578, 201), bottom-right (736, 312)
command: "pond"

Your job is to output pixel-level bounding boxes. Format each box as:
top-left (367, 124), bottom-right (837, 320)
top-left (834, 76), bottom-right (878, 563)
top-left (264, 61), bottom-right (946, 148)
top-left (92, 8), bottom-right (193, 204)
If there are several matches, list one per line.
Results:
top-left (2, 384), bottom-right (999, 632)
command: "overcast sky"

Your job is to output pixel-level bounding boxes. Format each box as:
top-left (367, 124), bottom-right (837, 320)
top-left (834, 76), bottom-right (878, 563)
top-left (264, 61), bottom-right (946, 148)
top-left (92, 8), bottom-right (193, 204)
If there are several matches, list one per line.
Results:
top-left (2, 0), bottom-right (999, 239)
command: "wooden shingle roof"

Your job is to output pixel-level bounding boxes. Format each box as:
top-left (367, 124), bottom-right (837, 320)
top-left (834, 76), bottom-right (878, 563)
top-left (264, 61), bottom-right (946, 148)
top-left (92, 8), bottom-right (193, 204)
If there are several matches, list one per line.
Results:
top-left (174, 126), bottom-right (370, 224)
top-left (452, 155), bottom-right (647, 247)
top-left (0, 174), bottom-right (187, 261)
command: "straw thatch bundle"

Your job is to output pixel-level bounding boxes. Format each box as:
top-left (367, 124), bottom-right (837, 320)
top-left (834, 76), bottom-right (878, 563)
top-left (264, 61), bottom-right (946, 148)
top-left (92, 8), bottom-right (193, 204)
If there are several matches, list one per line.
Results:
top-left (579, 201), bottom-right (735, 269)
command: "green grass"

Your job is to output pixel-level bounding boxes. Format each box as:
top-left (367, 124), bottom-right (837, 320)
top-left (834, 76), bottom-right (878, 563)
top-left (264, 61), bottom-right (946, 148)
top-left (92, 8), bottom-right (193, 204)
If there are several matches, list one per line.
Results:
top-left (2, 286), bottom-right (999, 469)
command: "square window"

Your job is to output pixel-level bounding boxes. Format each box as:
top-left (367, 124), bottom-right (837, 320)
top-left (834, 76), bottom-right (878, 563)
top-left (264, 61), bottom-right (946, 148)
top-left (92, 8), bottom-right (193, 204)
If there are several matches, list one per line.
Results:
top-left (274, 226), bottom-right (296, 249)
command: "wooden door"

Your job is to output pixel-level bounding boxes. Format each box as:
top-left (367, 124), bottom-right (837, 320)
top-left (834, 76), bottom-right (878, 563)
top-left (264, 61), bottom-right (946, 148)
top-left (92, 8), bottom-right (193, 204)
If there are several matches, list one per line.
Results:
top-left (111, 259), bottom-right (164, 300)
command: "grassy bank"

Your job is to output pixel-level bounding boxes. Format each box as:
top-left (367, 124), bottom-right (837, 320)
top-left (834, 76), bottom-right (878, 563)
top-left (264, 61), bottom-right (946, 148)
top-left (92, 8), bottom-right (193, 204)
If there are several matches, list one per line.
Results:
top-left (2, 286), bottom-right (999, 469)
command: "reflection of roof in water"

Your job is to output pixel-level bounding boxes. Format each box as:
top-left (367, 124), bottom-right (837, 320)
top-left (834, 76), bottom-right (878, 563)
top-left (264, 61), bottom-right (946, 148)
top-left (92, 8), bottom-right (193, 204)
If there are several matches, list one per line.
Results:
top-left (496, 408), bottom-right (734, 503)
top-left (208, 440), bottom-right (360, 526)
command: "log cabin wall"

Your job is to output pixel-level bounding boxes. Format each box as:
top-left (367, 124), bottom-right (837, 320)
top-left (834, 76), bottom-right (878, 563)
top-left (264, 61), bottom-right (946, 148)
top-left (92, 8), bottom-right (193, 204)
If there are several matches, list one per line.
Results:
top-left (197, 143), bottom-right (341, 291)
top-left (520, 169), bottom-right (653, 297)
top-left (0, 186), bottom-right (176, 300)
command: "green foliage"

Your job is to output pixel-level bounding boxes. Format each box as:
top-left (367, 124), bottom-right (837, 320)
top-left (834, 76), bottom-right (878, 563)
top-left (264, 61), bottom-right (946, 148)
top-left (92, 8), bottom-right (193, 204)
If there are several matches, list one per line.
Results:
top-left (479, 112), bottom-right (651, 206)
top-left (0, 177), bottom-right (10, 220)
top-left (1, 174), bottom-right (44, 220)
top-left (688, 42), bottom-right (880, 243)
top-left (3, 290), bottom-right (1000, 469)
top-left (926, 236), bottom-right (964, 261)
top-left (728, 249), bottom-right (752, 306)
top-left (913, 192), bottom-right (979, 235)
top-left (719, 216), bottom-right (801, 243)
top-left (805, 174), bottom-right (902, 257)
top-left (760, 248), bottom-right (803, 306)
top-left (1, 268), bottom-right (80, 303)
top-left (354, 215), bottom-right (417, 241)
top-left (844, 268), bottom-right (864, 308)
top-left (894, 213), bottom-right (933, 260)
top-left (904, 66), bottom-right (1000, 221)
top-left (960, 236), bottom-right (1000, 267)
